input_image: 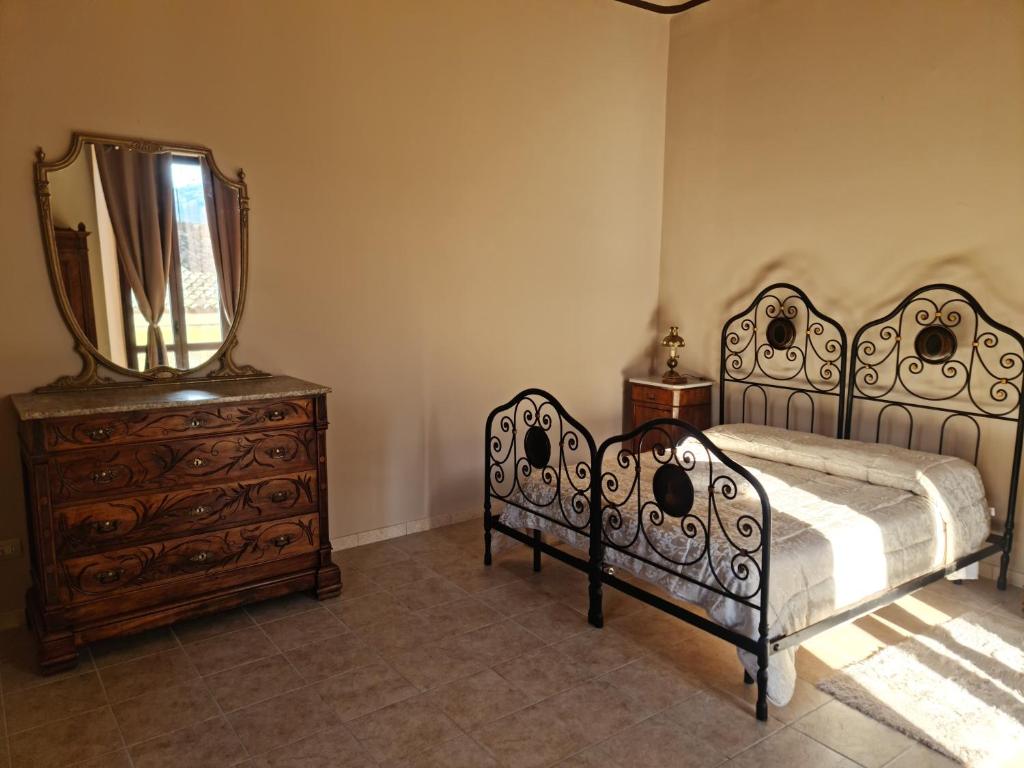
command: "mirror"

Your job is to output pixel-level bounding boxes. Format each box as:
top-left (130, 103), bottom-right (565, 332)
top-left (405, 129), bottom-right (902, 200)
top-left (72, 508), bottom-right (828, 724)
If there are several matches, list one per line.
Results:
top-left (36, 133), bottom-right (261, 387)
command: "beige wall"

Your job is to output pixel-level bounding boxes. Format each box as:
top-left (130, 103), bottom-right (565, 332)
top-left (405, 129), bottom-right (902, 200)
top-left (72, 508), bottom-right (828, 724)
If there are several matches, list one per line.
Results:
top-left (659, 0), bottom-right (1024, 580)
top-left (0, 0), bottom-right (669, 613)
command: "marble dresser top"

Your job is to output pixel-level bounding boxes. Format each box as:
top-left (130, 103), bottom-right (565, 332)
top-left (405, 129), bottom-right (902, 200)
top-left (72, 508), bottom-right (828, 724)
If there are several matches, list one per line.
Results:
top-left (11, 375), bottom-right (330, 421)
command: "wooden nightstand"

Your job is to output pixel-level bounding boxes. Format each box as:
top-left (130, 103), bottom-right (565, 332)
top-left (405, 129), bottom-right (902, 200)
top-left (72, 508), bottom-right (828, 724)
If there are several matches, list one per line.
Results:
top-left (626, 375), bottom-right (713, 448)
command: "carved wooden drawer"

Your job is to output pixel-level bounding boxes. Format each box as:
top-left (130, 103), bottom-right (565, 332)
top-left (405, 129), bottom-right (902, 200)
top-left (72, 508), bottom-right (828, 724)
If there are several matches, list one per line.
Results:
top-left (60, 513), bottom-right (319, 604)
top-left (50, 428), bottom-right (318, 504)
top-left (43, 398), bottom-right (315, 452)
top-left (55, 471), bottom-right (318, 557)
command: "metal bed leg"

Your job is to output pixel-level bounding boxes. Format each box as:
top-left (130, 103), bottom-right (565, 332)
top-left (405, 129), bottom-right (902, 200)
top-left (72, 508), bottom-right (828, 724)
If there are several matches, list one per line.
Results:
top-left (483, 508), bottom-right (492, 567)
top-left (998, 548), bottom-right (1012, 591)
top-left (532, 529), bottom-right (542, 572)
top-left (587, 574), bottom-right (603, 628)
top-left (743, 670), bottom-right (754, 685)
top-left (755, 650), bottom-right (769, 721)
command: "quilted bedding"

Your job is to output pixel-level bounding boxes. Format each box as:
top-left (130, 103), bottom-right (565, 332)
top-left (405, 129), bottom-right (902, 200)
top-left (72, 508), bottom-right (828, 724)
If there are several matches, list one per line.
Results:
top-left (495, 423), bottom-right (990, 705)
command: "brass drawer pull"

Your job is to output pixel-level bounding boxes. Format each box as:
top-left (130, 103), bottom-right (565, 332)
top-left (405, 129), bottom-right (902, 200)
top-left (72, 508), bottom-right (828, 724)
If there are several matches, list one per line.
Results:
top-left (87, 427), bottom-right (111, 442)
top-left (189, 551), bottom-right (211, 564)
top-left (271, 535), bottom-right (293, 547)
top-left (188, 505), bottom-right (209, 517)
top-left (189, 418), bottom-right (204, 429)
top-left (94, 520), bottom-right (118, 534)
top-left (190, 457), bottom-right (207, 468)
top-left (270, 490), bottom-right (290, 503)
top-left (96, 568), bottom-right (122, 584)
top-left (91, 469), bottom-right (117, 484)
top-left (267, 409), bottom-right (286, 421)
top-left (270, 447), bottom-right (287, 459)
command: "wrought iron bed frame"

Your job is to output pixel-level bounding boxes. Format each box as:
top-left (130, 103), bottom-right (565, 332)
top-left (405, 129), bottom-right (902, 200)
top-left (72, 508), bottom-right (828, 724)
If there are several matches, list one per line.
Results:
top-left (483, 283), bottom-right (1023, 722)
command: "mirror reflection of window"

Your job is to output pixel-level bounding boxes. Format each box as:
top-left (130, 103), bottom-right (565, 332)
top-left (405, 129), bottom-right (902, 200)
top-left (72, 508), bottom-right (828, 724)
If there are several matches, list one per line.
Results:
top-left (119, 155), bottom-right (227, 370)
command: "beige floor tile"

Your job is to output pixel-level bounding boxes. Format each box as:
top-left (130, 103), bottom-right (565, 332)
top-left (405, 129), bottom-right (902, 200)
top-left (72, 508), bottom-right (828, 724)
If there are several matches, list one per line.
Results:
top-left (251, 723), bottom-right (376, 767)
top-left (390, 529), bottom-right (462, 558)
top-left (88, 627), bottom-right (178, 669)
top-left (0, 739), bottom-right (7, 768)
top-left (389, 576), bottom-right (468, 611)
top-left (555, 627), bottom-right (644, 678)
top-left (284, 632), bottom-right (379, 683)
top-left (4, 670), bottom-right (106, 734)
top-left (440, 619), bottom-right (544, 667)
top-left (473, 698), bottom-right (591, 768)
top-left (328, 592), bottom-right (411, 629)
top-left (408, 545), bottom-right (477, 571)
top-left (512, 602), bottom-right (590, 644)
top-left (129, 715), bottom-right (247, 768)
top-left (347, 695), bottom-right (462, 763)
top-left (67, 748), bottom-right (132, 767)
top-left (227, 685), bottom-right (339, 756)
top-left (359, 560), bottom-right (441, 591)
top-left (601, 712), bottom-right (727, 768)
top-left (0, 644), bottom-right (96, 695)
top-left (792, 700), bottom-right (914, 768)
top-left (327, 569), bottom-right (380, 602)
top-left (719, 676), bottom-right (830, 725)
top-left (314, 660), bottom-right (419, 722)
top-left (384, 636), bottom-right (488, 691)
top-left (597, 656), bottom-right (702, 713)
top-left (556, 744), bottom-right (622, 767)
top-left (551, 680), bottom-right (654, 736)
top-left (883, 743), bottom-right (960, 767)
top-left (477, 580), bottom-right (556, 617)
top-left (381, 732), bottom-right (499, 768)
top-left (8, 706), bottom-right (122, 768)
top-left (111, 678), bottom-right (218, 745)
top-left (0, 627), bottom-right (31, 662)
top-left (99, 647), bottom-right (198, 703)
top-left (260, 607), bottom-right (348, 651)
top-left (338, 541), bottom-right (411, 572)
top-left (492, 646), bottom-right (593, 700)
top-left (172, 608), bottom-right (255, 645)
top-left (245, 592), bottom-right (322, 624)
top-left (182, 626), bottom-right (277, 676)
top-left (662, 689), bottom-right (782, 757)
top-left (0, 704), bottom-right (5, 738)
top-left (606, 603), bottom-right (698, 654)
top-left (728, 727), bottom-right (857, 768)
top-left (430, 560), bottom-right (522, 593)
top-left (354, 613), bottom-right (447, 655)
top-left (418, 597), bottom-right (503, 639)
top-left (425, 668), bottom-right (535, 730)
top-left (204, 653), bottom-right (304, 712)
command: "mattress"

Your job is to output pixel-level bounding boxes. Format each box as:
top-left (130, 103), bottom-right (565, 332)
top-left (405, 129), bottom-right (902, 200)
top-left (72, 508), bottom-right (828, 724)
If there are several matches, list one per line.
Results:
top-left (495, 423), bottom-right (991, 706)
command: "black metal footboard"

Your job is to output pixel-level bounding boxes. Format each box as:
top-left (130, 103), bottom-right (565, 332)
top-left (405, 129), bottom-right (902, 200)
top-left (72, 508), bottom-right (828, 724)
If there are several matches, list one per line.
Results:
top-left (594, 418), bottom-right (773, 719)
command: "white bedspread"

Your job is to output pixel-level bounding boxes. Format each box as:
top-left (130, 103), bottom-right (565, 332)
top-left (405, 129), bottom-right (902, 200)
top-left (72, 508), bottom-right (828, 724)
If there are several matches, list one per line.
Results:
top-left (496, 423), bottom-right (991, 705)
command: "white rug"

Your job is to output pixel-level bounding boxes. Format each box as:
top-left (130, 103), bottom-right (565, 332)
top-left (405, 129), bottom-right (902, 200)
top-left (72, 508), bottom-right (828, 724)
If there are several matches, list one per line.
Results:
top-left (818, 610), bottom-right (1024, 767)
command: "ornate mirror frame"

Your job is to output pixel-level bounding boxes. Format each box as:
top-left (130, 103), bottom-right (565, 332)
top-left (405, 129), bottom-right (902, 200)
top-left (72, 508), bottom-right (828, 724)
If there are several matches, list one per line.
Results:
top-left (34, 132), bottom-right (266, 390)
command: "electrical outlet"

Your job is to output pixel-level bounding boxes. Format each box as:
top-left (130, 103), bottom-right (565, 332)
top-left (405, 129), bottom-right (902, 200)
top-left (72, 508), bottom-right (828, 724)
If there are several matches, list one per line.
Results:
top-left (0, 539), bottom-right (22, 559)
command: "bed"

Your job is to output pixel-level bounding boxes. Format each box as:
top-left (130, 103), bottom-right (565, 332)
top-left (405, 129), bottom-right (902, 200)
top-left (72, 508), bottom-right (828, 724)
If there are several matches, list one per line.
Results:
top-left (484, 283), bottom-right (1023, 720)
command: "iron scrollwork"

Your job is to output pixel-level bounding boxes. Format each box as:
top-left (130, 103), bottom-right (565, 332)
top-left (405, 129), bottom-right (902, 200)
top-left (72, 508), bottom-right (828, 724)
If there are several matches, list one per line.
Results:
top-left (486, 390), bottom-right (596, 532)
top-left (720, 283), bottom-right (847, 435)
top-left (597, 422), bottom-right (770, 607)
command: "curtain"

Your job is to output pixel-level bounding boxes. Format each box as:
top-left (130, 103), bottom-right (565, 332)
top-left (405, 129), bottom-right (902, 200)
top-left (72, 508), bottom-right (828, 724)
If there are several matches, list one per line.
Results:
top-left (201, 159), bottom-right (241, 325)
top-left (94, 146), bottom-right (177, 368)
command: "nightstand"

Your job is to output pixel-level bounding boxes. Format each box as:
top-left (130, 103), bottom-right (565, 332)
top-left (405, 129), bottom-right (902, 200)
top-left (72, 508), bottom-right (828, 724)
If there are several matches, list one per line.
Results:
top-left (626, 375), bottom-right (713, 448)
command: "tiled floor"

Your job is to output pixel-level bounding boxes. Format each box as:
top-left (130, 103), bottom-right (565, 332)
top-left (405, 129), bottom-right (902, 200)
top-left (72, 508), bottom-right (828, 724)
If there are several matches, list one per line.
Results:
top-left (0, 519), bottom-right (1020, 767)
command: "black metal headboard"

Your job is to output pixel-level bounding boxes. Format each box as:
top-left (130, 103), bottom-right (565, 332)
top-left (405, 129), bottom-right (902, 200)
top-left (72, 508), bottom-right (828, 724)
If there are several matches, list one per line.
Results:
top-left (845, 284), bottom-right (1024, 568)
top-left (720, 283), bottom-right (848, 437)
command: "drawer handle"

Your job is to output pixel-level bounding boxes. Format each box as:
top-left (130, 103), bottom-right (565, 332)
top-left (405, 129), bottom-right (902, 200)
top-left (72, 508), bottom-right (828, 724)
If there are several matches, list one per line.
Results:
top-left (270, 490), bottom-right (290, 503)
top-left (96, 568), bottom-right (122, 584)
top-left (91, 469), bottom-right (117, 484)
top-left (94, 520), bottom-right (118, 534)
top-left (87, 427), bottom-right (111, 442)
top-left (188, 505), bottom-right (209, 517)
top-left (190, 457), bottom-right (207, 469)
top-left (189, 551), bottom-right (211, 564)
top-left (271, 534), bottom-right (293, 548)
top-left (189, 418), bottom-right (204, 429)
top-left (267, 409), bottom-right (286, 421)
top-left (270, 447), bottom-right (287, 459)
top-left (646, 391), bottom-right (657, 400)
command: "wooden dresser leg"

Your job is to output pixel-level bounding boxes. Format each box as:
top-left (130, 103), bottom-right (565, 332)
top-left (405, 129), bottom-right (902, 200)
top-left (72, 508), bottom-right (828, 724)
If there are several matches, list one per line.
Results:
top-left (315, 561), bottom-right (342, 600)
top-left (36, 631), bottom-right (78, 675)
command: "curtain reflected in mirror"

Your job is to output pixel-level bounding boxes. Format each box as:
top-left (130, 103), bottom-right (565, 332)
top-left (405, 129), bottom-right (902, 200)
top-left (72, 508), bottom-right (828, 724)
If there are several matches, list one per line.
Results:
top-left (46, 140), bottom-right (241, 372)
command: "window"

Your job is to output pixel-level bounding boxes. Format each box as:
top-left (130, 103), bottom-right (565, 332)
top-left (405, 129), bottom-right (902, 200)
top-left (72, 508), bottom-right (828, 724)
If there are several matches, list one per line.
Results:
top-left (121, 155), bottom-right (227, 370)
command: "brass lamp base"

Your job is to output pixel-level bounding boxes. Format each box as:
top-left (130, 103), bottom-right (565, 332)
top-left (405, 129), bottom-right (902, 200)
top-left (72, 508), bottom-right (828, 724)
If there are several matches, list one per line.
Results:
top-left (661, 369), bottom-right (688, 385)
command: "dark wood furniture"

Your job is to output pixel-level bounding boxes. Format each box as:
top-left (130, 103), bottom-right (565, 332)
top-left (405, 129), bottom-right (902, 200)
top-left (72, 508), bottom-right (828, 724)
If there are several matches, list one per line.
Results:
top-left (53, 224), bottom-right (98, 347)
top-left (12, 376), bottom-right (341, 673)
top-left (626, 375), bottom-right (712, 449)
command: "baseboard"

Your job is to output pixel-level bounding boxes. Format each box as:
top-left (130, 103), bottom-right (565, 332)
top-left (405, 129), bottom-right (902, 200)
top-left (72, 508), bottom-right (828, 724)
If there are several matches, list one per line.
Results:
top-left (331, 507), bottom-right (479, 551)
top-left (980, 560), bottom-right (1023, 588)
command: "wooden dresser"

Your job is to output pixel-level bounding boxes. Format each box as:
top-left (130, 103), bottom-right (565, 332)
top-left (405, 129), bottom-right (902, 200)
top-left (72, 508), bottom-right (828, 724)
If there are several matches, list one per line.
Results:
top-left (12, 376), bottom-right (341, 673)
top-left (626, 374), bottom-right (713, 448)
